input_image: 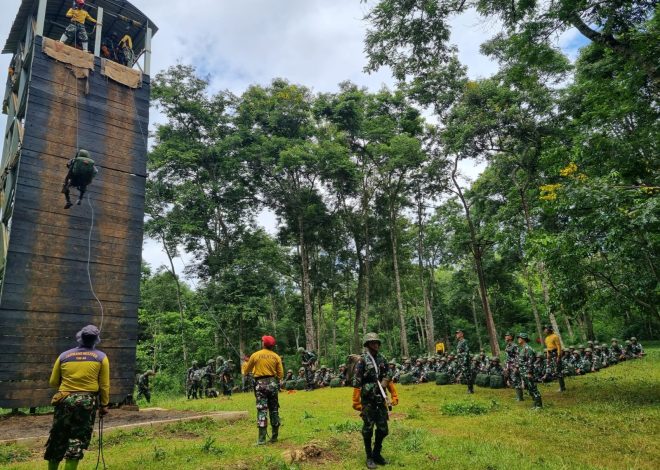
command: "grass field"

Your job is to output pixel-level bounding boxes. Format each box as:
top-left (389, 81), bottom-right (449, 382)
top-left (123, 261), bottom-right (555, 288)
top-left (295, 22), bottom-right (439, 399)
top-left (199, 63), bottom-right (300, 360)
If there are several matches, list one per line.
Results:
top-left (2, 345), bottom-right (659, 470)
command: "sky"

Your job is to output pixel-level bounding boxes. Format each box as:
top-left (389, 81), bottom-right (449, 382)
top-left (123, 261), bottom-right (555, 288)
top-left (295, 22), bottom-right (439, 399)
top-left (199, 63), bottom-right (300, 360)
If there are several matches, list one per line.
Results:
top-left (0, 0), bottom-right (588, 281)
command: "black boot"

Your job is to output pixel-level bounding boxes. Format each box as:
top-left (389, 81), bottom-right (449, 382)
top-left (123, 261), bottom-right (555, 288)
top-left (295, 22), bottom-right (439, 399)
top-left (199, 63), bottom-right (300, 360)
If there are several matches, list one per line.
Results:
top-left (364, 435), bottom-right (376, 469)
top-left (372, 430), bottom-right (388, 465)
top-left (270, 425), bottom-right (279, 443)
top-left (558, 377), bottom-right (566, 392)
top-left (515, 389), bottom-right (524, 401)
top-left (467, 383), bottom-right (474, 394)
top-left (533, 396), bottom-right (543, 409)
top-left (257, 427), bottom-right (267, 445)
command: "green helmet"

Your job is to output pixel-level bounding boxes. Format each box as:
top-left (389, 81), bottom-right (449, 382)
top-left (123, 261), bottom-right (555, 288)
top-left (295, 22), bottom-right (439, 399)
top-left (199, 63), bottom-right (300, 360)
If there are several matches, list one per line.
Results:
top-left (517, 332), bottom-right (529, 341)
top-left (625, 340), bottom-right (631, 345)
top-left (192, 360), bottom-right (198, 366)
top-left (287, 369), bottom-right (293, 374)
top-left (630, 337), bottom-right (637, 342)
top-left (320, 365), bottom-right (327, 370)
top-left (216, 356), bottom-right (224, 362)
top-left (299, 367), bottom-right (305, 371)
top-left (491, 357), bottom-right (499, 362)
top-left (363, 332), bottom-right (381, 346)
top-left (339, 364), bottom-right (346, 368)
top-left (585, 348), bottom-right (592, 353)
top-left (569, 345), bottom-right (575, 349)
top-left (207, 359), bottom-right (215, 365)
top-left (298, 347), bottom-right (305, 353)
top-left (77, 149), bottom-right (90, 159)
top-left (504, 331), bottom-right (513, 337)
top-left (601, 344), bottom-right (607, 348)
top-left (578, 344), bottom-right (585, 349)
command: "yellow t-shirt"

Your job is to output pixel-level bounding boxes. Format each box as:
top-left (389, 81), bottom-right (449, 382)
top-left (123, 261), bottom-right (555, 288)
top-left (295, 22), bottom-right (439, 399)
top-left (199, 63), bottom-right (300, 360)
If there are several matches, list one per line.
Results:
top-left (66, 8), bottom-right (96, 25)
top-left (49, 347), bottom-right (110, 405)
top-left (244, 349), bottom-right (283, 379)
top-left (545, 333), bottom-right (561, 355)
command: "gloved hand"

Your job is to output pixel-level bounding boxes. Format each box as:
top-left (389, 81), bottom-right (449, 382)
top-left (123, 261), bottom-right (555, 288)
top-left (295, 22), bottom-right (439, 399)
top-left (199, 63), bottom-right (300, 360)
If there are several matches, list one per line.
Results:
top-left (352, 388), bottom-right (362, 411)
top-left (387, 381), bottom-right (399, 406)
top-left (99, 406), bottom-right (109, 417)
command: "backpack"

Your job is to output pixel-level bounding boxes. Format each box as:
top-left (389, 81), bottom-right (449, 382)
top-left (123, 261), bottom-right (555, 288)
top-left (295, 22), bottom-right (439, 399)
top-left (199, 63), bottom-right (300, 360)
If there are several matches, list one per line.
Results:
top-left (71, 157), bottom-right (97, 185)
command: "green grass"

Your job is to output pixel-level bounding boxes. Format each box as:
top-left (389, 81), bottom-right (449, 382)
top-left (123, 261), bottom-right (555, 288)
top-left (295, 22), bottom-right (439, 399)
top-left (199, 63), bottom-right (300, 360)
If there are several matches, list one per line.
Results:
top-left (4, 346), bottom-right (660, 469)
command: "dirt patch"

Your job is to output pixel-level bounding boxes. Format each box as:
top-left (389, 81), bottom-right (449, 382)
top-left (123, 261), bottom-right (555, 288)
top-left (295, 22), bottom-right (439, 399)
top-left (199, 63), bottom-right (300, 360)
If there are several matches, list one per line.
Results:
top-left (283, 442), bottom-right (329, 464)
top-left (0, 409), bottom-right (241, 442)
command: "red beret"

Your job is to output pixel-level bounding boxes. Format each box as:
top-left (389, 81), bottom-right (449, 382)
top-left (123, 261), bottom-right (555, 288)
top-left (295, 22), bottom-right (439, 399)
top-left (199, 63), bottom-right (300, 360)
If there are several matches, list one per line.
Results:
top-left (262, 335), bottom-right (276, 347)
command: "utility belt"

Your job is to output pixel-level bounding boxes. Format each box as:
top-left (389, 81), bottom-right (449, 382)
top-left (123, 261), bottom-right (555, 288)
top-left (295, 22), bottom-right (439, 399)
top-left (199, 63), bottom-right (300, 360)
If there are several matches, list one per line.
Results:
top-left (51, 390), bottom-right (97, 405)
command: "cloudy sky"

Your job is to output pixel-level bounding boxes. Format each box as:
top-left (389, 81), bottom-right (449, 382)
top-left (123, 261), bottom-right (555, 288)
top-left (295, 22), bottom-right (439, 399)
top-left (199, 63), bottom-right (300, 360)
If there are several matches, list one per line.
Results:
top-left (0, 0), bottom-right (588, 279)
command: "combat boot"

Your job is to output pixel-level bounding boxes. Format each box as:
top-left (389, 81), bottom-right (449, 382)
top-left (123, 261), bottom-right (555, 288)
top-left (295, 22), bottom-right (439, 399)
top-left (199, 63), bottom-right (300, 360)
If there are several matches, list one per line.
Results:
top-left (269, 425), bottom-right (279, 443)
top-left (533, 396), bottom-right (543, 409)
top-left (515, 389), bottom-right (524, 401)
top-left (257, 427), bottom-right (267, 445)
top-left (364, 436), bottom-right (376, 469)
top-left (467, 383), bottom-right (474, 394)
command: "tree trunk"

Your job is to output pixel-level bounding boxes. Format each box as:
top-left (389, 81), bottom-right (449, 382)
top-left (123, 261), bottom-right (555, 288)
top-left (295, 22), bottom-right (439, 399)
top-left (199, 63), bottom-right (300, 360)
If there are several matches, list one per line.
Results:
top-left (332, 293), bottom-right (338, 368)
top-left (583, 311), bottom-right (595, 341)
top-left (238, 317), bottom-right (245, 360)
top-left (389, 201), bottom-right (409, 357)
top-left (451, 156), bottom-right (500, 355)
top-left (298, 215), bottom-right (316, 351)
top-left (353, 246), bottom-right (365, 354)
top-left (416, 196), bottom-right (435, 354)
top-left (521, 262), bottom-right (544, 343)
top-left (363, 220), bottom-right (371, 336)
top-left (564, 316), bottom-right (575, 342)
top-left (471, 292), bottom-right (484, 350)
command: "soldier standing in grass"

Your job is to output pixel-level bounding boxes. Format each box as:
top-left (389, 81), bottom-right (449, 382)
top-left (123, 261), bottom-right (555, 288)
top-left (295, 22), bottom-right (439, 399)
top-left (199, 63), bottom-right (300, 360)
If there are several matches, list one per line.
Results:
top-left (352, 332), bottom-right (399, 469)
top-left (136, 370), bottom-right (155, 403)
top-left (455, 329), bottom-right (474, 394)
top-left (503, 332), bottom-right (520, 390)
top-left (516, 333), bottom-right (543, 409)
top-left (244, 335), bottom-right (284, 445)
top-left (543, 325), bottom-right (566, 391)
top-left (44, 325), bottom-right (109, 470)
top-left (298, 347), bottom-right (317, 391)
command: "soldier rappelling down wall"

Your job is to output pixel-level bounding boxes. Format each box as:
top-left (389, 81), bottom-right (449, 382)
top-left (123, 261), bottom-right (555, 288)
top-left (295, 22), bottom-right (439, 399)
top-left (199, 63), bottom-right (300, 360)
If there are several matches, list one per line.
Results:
top-left (62, 149), bottom-right (97, 209)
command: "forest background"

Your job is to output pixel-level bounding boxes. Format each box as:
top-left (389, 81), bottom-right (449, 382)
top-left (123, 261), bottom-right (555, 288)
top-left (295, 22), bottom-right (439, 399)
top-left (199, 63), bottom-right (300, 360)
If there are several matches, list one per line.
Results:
top-left (137, 0), bottom-right (658, 392)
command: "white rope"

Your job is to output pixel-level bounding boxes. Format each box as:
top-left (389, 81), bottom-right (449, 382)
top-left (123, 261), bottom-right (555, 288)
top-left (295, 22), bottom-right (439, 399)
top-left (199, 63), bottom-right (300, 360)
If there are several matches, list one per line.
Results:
top-left (87, 195), bottom-right (105, 331)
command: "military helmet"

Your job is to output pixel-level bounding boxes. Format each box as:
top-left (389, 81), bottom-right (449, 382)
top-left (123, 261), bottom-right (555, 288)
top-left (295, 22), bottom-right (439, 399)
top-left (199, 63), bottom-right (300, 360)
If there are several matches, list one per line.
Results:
top-left (517, 332), bottom-right (529, 341)
top-left (299, 366), bottom-right (305, 371)
top-left (207, 359), bottom-right (215, 365)
top-left (363, 332), bottom-right (381, 346)
top-left (578, 344), bottom-right (585, 349)
top-left (287, 369), bottom-right (293, 373)
top-left (594, 345), bottom-right (601, 349)
top-left (587, 340), bottom-right (594, 345)
top-left (227, 359), bottom-right (234, 363)
top-left (630, 337), bottom-right (637, 341)
top-left (611, 338), bottom-right (618, 342)
top-left (601, 343), bottom-right (607, 348)
top-left (297, 347), bottom-right (305, 353)
top-left (625, 340), bottom-right (631, 344)
top-left (77, 149), bottom-right (90, 159)
top-left (572, 350), bottom-right (580, 355)
top-left (491, 357), bottom-right (499, 362)
top-left (569, 345), bottom-right (575, 349)
top-left (404, 359), bottom-right (411, 364)
top-left (320, 365), bottom-right (327, 370)
top-left (504, 331), bottom-right (513, 337)
top-left (455, 329), bottom-right (464, 334)
top-left (216, 356), bottom-right (224, 362)
top-left (585, 348), bottom-right (592, 353)
top-left (192, 360), bottom-right (198, 366)
top-left (388, 359), bottom-right (397, 365)
top-left (339, 364), bottom-right (346, 369)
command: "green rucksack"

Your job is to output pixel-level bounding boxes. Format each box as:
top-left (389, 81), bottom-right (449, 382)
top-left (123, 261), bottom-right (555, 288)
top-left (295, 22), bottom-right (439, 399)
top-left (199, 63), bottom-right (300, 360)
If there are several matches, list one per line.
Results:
top-left (435, 373), bottom-right (450, 385)
top-left (71, 155), bottom-right (97, 186)
top-left (399, 373), bottom-right (413, 385)
top-left (489, 375), bottom-right (505, 389)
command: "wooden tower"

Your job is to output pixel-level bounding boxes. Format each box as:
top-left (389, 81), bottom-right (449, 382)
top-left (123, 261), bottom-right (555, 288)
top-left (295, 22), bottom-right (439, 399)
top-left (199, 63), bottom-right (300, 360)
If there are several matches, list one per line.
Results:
top-left (0, 0), bottom-right (157, 408)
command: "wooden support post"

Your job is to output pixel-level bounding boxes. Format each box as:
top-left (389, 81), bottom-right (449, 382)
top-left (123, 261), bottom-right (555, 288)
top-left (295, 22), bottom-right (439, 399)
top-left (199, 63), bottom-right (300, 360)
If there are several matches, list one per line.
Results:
top-left (35, 0), bottom-right (48, 37)
top-left (94, 7), bottom-right (104, 58)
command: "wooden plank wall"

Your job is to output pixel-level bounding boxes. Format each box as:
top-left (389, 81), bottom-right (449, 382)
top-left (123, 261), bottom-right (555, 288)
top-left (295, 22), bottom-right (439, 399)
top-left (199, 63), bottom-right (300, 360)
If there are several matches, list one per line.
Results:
top-left (0, 36), bottom-right (148, 408)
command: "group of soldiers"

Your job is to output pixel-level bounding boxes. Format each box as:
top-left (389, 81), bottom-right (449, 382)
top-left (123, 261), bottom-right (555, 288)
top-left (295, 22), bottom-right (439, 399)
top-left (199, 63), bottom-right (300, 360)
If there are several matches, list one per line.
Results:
top-left (185, 357), bottom-right (236, 399)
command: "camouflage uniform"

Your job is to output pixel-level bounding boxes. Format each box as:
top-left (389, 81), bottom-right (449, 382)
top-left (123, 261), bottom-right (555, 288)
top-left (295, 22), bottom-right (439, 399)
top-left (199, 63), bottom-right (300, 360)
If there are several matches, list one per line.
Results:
top-left (220, 360), bottom-right (235, 396)
top-left (136, 371), bottom-right (154, 403)
top-left (255, 378), bottom-right (280, 429)
top-left (186, 362), bottom-right (201, 399)
top-left (299, 348), bottom-right (317, 391)
top-left (353, 332), bottom-right (393, 468)
top-left (630, 338), bottom-right (644, 357)
top-left (44, 393), bottom-right (98, 462)
top-left (515, 334), bottom-right (542, 408)
top-left (455, 334), bottom-right (474, 393)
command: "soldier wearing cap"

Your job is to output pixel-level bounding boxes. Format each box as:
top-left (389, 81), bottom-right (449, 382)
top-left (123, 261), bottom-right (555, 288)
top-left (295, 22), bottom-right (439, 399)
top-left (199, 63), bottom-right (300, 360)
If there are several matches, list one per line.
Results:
top-left (352, 332), bottom-right (399, 469)
top-left (515, 333), bottom-right (542, 408)
top-left (244, 335), bottom-right (284, 444)
top-left (543, 325), bottom-right (566, 391)
top-left (630, 337), bottom-right (645, 357)
top-left (455, 329), bottom-right (474, 393)
top-left (45, 325), bottom-right (109, 470)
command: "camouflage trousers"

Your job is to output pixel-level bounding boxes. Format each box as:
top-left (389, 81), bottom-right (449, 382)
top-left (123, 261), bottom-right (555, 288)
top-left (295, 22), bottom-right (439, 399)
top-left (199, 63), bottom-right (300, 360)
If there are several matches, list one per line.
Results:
top-left (187, 380), bottom-right (201, 399)
top-left (361, 397), bottom-right (389, 440)
top-left (44, 393), bottom-right (97, 462)
top-left (505, 363), bottom-right (521, 388)
top-left (304, 367), bottom-right (315, 390)
top-left (549, 351), bottom-right (563, 378)
top-left (64, 23), bottom-right (89, 43)
top-left (137, 386), bottom-right (151, 403)
top-left (254, 378), bottom-right (280, 428)
top-left (515, 371), bottom-right (541, 400)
